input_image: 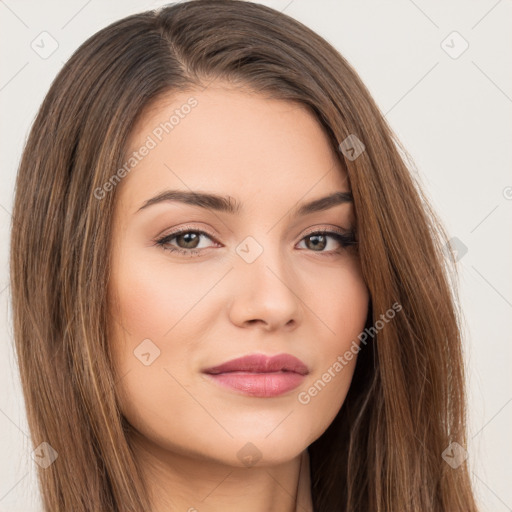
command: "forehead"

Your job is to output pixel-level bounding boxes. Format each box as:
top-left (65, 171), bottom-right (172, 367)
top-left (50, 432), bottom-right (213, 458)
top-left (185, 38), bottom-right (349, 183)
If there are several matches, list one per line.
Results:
top-left (118, 85), bottom-right (348, 210)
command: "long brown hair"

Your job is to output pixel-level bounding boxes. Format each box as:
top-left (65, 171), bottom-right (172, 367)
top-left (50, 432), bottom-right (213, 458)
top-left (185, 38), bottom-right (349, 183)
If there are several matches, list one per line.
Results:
top-left (10, 1), bottom-right (479, 510)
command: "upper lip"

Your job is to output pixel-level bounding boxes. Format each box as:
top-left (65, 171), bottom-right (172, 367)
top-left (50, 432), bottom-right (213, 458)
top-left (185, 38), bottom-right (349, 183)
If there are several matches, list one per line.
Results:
top-left (202, 353), bottom-right (309, 376)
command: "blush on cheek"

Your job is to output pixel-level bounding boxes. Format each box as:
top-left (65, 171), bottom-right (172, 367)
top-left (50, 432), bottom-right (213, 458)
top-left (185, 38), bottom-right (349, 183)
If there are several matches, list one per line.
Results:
top-left (113, 256), bottom-right (183, 338)
top-left (316, 267), bottom-right (369, 341)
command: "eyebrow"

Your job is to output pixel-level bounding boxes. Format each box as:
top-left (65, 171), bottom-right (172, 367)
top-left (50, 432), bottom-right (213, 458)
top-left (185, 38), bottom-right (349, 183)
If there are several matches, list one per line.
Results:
top-left (136, 189), bottom-right (353, 216)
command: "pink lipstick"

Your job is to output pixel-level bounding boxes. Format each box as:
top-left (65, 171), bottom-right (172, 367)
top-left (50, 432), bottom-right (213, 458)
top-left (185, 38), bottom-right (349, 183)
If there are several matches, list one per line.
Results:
top-left (202, 353), bottom-right (309, 398)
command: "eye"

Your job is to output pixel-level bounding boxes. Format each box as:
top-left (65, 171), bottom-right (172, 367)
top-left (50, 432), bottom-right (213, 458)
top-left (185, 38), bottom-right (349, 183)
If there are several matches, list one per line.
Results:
top-left (154, 228), bottom-right (218, 257)
top-left (154, 227), bottom-right (357, 258)
top-left (297, 230), bottom-right (357, 255)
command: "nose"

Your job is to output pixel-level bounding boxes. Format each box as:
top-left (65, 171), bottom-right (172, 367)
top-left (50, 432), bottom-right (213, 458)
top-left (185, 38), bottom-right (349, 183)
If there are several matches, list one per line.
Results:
top-left (227, 241), bottom-right (303, 331)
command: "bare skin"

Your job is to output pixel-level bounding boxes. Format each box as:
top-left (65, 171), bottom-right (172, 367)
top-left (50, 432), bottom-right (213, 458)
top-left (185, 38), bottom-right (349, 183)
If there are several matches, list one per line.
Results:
top-left (108, 83), bottom-right (369, 512)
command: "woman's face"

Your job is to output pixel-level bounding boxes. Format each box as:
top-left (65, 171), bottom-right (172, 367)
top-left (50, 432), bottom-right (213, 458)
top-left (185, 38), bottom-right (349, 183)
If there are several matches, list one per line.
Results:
top-left (108, 84), bottom-right (369, 468)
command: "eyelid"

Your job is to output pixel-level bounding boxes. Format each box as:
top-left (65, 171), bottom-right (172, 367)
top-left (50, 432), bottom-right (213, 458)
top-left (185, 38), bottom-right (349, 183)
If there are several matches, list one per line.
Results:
top-left (300, 224), bottom-right (354, 238)
top-left (154, 223), bottom-right (219, 243)
top-left (155, 223), bottom-right (354, 245)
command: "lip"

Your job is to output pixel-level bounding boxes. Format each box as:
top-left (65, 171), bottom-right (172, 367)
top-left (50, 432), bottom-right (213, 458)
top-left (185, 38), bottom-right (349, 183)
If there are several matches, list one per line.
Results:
top-left (202, 353), bottom-right (309, 398)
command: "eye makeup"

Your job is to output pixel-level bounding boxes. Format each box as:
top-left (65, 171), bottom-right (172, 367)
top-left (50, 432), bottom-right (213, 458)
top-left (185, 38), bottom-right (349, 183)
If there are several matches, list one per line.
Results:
top-left (153, 225), bottom-right (357, 258)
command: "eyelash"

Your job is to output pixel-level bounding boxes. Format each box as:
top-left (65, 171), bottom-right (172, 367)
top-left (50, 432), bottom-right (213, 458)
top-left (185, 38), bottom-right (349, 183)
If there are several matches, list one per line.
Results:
top-left (154, 226), bottom-right (357, 258)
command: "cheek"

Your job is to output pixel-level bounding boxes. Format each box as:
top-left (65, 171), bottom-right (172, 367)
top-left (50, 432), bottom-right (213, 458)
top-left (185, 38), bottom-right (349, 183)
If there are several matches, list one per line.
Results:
top-left (110, 250), bottom-right (216, 341)
top-left (107, 248), bottom-right (227, 430)
top-left (321, 271), bottom-right (369, 337)
top-left (107, 255), bottom-right (208, 449)
top-left (294, 257), bottom-right (369, 434)
top-left (305, 254), bottom-right (369, 348)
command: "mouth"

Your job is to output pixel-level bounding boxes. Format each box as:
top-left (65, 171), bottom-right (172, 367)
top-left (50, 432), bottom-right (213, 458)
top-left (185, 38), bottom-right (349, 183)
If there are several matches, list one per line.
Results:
top-left (202, 353), bottom-right (309, 398)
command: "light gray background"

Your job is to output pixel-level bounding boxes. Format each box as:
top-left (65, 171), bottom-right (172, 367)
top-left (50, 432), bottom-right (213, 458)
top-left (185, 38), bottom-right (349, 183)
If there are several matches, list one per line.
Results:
top-left (1, 1), bottom-right (511, 510)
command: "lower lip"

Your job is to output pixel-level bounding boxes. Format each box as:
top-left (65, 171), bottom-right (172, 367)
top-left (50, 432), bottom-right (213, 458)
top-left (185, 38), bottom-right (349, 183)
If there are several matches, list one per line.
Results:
top-left (204, 371), bottom-right (306, 398)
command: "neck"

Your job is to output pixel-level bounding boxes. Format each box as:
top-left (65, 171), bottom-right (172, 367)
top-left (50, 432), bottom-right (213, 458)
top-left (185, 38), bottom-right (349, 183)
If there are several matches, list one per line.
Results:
top-left (129, 432), bottom-right (312, 512)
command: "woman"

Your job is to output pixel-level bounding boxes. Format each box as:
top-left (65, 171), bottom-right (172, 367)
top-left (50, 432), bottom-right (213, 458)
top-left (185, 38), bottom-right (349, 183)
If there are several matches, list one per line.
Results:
top-left (9, 0), bottom-right (479, 510)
